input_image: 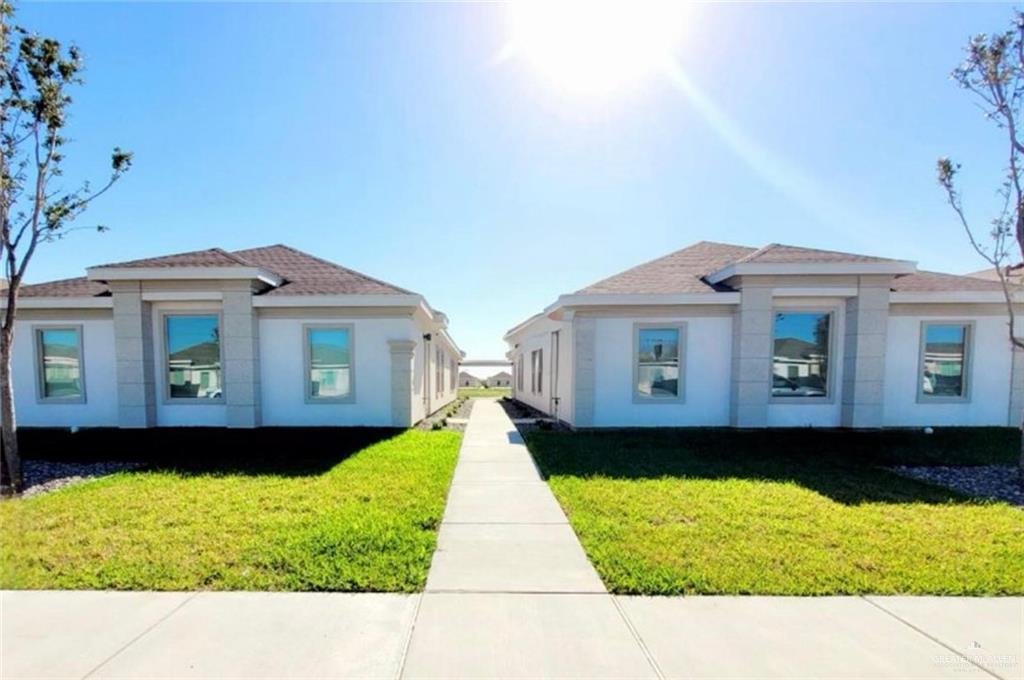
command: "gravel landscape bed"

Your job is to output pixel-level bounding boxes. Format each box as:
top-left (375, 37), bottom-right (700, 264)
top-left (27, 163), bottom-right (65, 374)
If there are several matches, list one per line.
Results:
top-left (889, 464), bottom-right (1024, 507)
top-left (18, 460), bottom-right (146, 499)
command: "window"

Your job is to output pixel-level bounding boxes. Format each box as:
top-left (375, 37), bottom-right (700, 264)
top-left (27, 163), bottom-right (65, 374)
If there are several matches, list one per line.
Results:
top-left (166, 315), bottom-right (222, 400)
top-left (306, 325), bottom-right (353, 401)
top-left (35, 326), bottom-right (84, 402)
top-left (920, 322), bottom-right (971, 400)
top-left (634, 324), bottom-right (683, 400)
top-left (517, 355), bottom-right (524, 391)
top-left (436, 349), bottom-right (444, 397)
top-left (531, 349), bottom-right (543, 394)
top-left (450, 358), bottom-right (457, 390)
top-left (772, 311), bottom-right (831, 399)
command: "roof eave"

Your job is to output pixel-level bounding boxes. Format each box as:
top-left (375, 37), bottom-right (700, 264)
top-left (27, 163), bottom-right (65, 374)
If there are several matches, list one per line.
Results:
top-left (253, 293), bottom-right (425, 308)
top-left (706, 261), bottom-right (918, 284)
top-left (87, 266), bottom-right (283, 287)
top-left (2, 296), bottom-right (113, 309)
top-left (890, 291), bottom-right (1021, 303)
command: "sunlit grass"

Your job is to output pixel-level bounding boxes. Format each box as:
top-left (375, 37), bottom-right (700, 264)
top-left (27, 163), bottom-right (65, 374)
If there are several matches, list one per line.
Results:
top-left (527, 429), bottom-right (1024, 595)
top-left (0, 430), bottom-right (461, 591)
top-left (458, 387), bottom-right (510, 399)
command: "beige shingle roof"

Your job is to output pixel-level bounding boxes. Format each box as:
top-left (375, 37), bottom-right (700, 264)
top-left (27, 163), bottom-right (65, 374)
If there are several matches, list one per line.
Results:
top-left (891, 270), bottom-right (1008, 293)
top-left (95, 247), bottom-right (256, 269)
top-left (20, 244), bottom-right (412, 298)
top-left (576, 241), bottom-right (757, 294)
top-left (576, 241), bottom-right (997, 295)
top-left (20, 276), bottom-right (110, 298)
top-left (233, 244), bottom-right (412, 296)
top-left (735, 243), bottom-right (906, 265)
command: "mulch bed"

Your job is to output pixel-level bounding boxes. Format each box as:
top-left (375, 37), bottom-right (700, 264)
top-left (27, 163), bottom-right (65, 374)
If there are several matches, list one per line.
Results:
top-left (17, 460), bottom-right (145, 499)
top-left (889, 464), bottom-right (1024, 507)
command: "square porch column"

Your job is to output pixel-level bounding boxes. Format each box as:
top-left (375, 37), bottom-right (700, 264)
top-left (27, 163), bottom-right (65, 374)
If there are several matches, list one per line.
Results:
top-left (222, 288), bottom-right (261, 428)
top-left (111, 282), bottom-right (156, 428)
top-left (841, 277), bottom-right (890, 428)
top-left (730, 284), bottom-right (772, 427)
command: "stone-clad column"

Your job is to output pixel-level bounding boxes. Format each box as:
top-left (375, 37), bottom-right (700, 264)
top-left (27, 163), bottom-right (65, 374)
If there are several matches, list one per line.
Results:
top-left (730, 284), bottom-right (772, 427)
top-left (573, 315), bottom-right (595, 428)
top-left (841, 277), bottom-right (890, 428)
top-left (222, 287), bottom-right (261, 428)
top-left (111, 281), bottom-right (156, 428)
top-left (389, 340), bottom-right (416, 427)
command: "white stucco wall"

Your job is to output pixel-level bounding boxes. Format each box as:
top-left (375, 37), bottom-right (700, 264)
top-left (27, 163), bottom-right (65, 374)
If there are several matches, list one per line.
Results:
top-left (11, 315), bottom-right (118, 427)
top-left (259, 315), bottom-right (416, 427)
top-left (884, 313), bottom-right (1015, 427)
top-left (507, 316), bottom-right (570, 420)
top-left (413, 325), bottom-right (458, 421)
top-left (590, 315), bottom-right (733, 427)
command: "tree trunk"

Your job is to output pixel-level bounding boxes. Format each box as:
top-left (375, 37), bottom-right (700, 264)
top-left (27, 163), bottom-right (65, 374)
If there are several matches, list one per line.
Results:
top-left (1019, 407), bottom-right (1024, 481)
top-left (0, 324), bottom-right (21, 496)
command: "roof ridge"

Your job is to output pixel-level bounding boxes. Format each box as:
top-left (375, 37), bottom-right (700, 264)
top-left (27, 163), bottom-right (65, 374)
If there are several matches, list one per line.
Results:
top-left (742, 242), bottom-right (909, 263)
top-left (733, 243), bottom-right (778, 264)
top-left (92, 246), bottom-right (253, 270)
top-left (233, 244), bottom-right (415, 295)
top-left (210, 247), bottom-right (260, 268)
top-left (577, 241), bottom-right (757, 294)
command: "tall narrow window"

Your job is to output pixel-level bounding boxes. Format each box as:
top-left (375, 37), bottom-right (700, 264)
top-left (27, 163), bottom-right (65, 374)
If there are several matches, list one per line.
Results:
top-left (436, 349), bottom-right (444, 397)
top-left (36, 327), bottom-right (84, 402)
top-left (306, 326), bottom-right (353, 401)
top-left (517, 355), bottom-right (524, 391)
top-left (920, 323), bottom-right (971, 400)
top-left (531, 349), bottom-right (543, 394)
top-left (166, 315), bottom-right (221, 400)
top-left (450, 358), bottom-right (457, 390)
top-left (772, 311), bottom-right (831, 399)
top-left (635, 325), bottom-right (682, 400)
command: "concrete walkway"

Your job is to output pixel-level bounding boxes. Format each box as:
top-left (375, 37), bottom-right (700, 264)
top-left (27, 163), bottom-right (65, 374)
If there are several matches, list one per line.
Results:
top-left (2, 400), bottom-right (1023, 679)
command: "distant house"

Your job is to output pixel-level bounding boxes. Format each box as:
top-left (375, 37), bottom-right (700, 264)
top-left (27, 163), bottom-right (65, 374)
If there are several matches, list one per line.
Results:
top-left (486, 371), bottom-right (512, 388)
top-left (3, 245), bottom-right (461, 428)
top-left (506, 240), bottom-right (1024, 428)
top-left (459, 372), bottom-right (482, 388)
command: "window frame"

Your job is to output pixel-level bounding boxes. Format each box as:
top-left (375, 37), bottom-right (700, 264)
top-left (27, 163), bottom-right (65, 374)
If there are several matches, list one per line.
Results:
top-left (303, 323), bottom-right (356, 404)
top-left (33, 324), bottom-right (86, 404)
top-left (517, 355), bottom-right (524, 391)
top-left (768, 307), bottom-right (838, 405)
top-left (916, 320), bottom-right (974, 404)
top-left (161, 311), bottom-right (225, 405)
top-left (632, 321), bottom-right (686, 404)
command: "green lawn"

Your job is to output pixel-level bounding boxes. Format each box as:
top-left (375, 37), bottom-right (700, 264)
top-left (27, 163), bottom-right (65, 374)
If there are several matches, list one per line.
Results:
top-left (1, 429), bottom-right (461, 591)
top-left (458, 387), bottom-right (511, 399)
top-left (527, 428), bottom-right (1024, 596)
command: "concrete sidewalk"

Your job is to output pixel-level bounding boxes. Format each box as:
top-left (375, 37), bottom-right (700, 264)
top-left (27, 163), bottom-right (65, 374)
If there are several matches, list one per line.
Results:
top-left (2, 400), bottom-right (1022, 679)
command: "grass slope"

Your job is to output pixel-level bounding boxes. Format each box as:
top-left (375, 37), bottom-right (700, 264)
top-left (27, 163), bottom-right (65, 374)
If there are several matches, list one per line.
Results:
top-left (1, 429), bottom-right (461, 591)
top-left (527, 428), bottom-right (1024, 596)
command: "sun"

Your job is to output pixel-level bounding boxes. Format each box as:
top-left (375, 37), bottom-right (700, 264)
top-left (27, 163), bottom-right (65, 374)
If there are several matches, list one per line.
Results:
top-left (502, 1), bottom-right (689, 95)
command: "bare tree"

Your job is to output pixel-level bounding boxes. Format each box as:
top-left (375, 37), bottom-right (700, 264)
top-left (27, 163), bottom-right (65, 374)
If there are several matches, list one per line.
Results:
top-left (0, 1), bottom-right (131, 495)
top-left (938, 12), bottom-right (1024, 471)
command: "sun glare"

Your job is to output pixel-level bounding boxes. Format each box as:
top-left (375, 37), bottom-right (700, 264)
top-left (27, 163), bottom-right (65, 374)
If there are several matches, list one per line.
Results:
top-left (503, 1), bottom-right (688, 95)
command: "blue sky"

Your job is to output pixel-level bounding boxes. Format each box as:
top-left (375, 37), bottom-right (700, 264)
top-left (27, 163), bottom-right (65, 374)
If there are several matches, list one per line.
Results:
top-left (19, 2), bottom-right (1018, 360)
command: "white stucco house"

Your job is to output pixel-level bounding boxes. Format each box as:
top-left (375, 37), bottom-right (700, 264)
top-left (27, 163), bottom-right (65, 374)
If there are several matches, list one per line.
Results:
top-left (505, 241), bottom-right (1024, 429)
top-left (4, 245), bottom-right (461, 428)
